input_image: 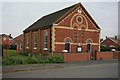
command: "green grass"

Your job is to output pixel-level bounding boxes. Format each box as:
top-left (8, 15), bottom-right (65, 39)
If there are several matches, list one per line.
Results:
top-left (2, 50), bottom-right (28, 66)
top-left (8, 50), bottom-right (17, 56)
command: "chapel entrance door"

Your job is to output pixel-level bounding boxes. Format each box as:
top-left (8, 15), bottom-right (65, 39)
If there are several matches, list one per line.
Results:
top-left (87, 43), bottom-right (91, 52)
top-left (65, 43), bottom-right (70, 52)
top-left (65, 38), bottom-right (71, 53)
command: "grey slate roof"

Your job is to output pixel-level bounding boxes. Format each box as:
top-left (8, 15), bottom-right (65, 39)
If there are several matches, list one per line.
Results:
top-left (24, 3), bottom-right (100, 32)
top-left (24, 4), bottom-right (76, 32)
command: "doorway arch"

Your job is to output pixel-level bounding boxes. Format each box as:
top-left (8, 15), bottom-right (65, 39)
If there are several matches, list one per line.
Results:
top-left (86, 39), bottom-right (93, 52)
top-left (64, 38), bottom-right (71, 53)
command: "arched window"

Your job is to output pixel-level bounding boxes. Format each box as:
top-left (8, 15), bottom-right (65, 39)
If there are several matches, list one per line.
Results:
top-left (86, 39), bottom-right (92, 52)
top-left (81, 27), bottom-right (85, 43)
top-left (86, 39), bottom-right (92, 44)
top-left (20, 42), bottom-right (22, 50)
top-left (73, 27), bottom-right (78, 43)
top-left (26, 34), bottom-right (29, 49)
top-left (65, 38), bottom-right (71, 52)
top-left (34, 32), bottom-right (37, 49)
top-left (65, 38), bottom-right (71, 44)
top-left (44, 30), bottom-right (48, 49)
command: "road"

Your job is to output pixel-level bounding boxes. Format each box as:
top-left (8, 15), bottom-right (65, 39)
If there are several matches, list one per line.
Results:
top-left (3, 61), bottom-right (118, 78)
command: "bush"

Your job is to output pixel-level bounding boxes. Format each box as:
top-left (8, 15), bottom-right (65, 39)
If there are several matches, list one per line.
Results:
top-left (2, 57), bottom-right (23, 65)
top-left (100, 46), bottom-right (114, 52)
top-left (27, 56), bottom-right (39, 64)
top-left (2, 59), bottom-right (12, 65)
top-left (19, 51), bottom-right (29, 56)
top-left (48, 54), bottom-right (64, 63)
top-left (2, 52), bottom-right (64, 66)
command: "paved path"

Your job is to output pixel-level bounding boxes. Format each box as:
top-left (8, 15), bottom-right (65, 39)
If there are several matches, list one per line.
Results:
top-left (2, 59), bottom-right (118, 78)
top-left (2, 59), bottom-right (117, 73)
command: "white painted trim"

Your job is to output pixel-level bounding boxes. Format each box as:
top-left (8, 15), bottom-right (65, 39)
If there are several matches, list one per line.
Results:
top-left (81, 7), bottom-right (100, 30)
top-left (70, 13), bottom-right (88, 29)
top-left (64, 37), bottom-right (73, 43)
top-left (54, 42), bottom-right (99, 45)
top-left (43, 48), bottom-right (48, 50)
top-left (55, 26), bottom-right (99, 32)
top-left (76, 16), bottom-right (83, 24)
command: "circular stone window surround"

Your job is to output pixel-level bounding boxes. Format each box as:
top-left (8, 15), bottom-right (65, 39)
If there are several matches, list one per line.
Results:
top-left (76, 16), bottom-right (83, 24)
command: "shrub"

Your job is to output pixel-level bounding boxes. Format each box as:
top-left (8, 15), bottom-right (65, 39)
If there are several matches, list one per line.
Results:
top-left (100, 46), bottom-right (114, 52)
top-left (27, 56), bottom-right (39, 64)
top-left (19, 51), bottom-right (29, 56)
top-left (2, 52), bottom-right (64, 66)
top-left (48, 54), bottom-right (64, 63)
top-left (2, 57), bottom-right (23, 65)
top-left (2, 59), bottom-right (12, 65)
top-left (8, 57), bottom-right (24, 65)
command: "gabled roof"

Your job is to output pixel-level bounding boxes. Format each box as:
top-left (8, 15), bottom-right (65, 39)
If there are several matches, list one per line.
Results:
top-left (109, 37), bottom-right (120, 45)
top-left (24, 3), bottom-right (100, 32)
top-left (24, 3), bottom-right (76, 32)
top-left (101, 37), bottom-right (120, 45)
top-left (0, 34), bottom-right (13, 39)
top-left (13, 34), bottom-right (23, 44)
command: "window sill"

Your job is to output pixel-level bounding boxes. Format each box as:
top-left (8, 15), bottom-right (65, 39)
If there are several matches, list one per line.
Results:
top-left (43, 48), bottom-right (48, 50)
top-left (34, 47), bottom-right (37, 50)
top-left (26, 47), bottom-right (29, 49)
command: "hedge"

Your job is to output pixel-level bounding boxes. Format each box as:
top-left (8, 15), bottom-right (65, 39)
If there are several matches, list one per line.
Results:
top-left (2, 52), bottom-right (64, 66)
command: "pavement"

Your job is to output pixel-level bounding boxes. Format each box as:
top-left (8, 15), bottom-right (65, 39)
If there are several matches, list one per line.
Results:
top-left (2, 59), bottom-right (118, 74)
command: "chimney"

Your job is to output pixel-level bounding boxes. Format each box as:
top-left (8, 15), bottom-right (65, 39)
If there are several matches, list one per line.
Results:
top-left (9, 34), bottom-right (11, 36)
top-left (106, 36), bottom-right (107, 39)
top-left (100, 39), bottom-right (103, 42)
top-left (115, 36), bottom-right (117, 40)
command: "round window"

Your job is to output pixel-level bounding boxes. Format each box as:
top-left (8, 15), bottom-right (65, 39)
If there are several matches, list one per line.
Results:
top-left (76, 16), bottom-right (83, 24)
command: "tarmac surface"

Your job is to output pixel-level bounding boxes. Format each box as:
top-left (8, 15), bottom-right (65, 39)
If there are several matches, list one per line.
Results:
top-left (2, 59), bottom-right (118, 78)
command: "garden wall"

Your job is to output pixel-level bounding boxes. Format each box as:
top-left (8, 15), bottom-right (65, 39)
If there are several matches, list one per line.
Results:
top-left (96, 51), bottom-right (119, 60)
top-left (63, 51), bottom-right (119, 62)
top-left (64, 53), bottom-right (90, 62)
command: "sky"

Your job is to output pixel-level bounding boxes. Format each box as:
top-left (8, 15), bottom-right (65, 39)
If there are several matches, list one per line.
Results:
top-left (1, 0), bottom-right (119, 39)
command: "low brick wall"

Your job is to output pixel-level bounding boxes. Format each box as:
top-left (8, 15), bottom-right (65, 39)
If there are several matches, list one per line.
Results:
top-left (96, 51), bottom-right (119, 60)
top-left (64, 53), bottom-right (90, 62)
top-left (113, 51), bottom-right (119, 59)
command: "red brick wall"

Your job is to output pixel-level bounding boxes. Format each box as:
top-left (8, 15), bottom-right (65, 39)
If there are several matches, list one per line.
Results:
top-left (23, 28), bottom-right (51, 54)
top-left (96, 52), bottom-right (113, 60)
top-left (22, 5), bottom-right (100, 54)
top-left (57, 6), bottom-right (97, 30)
top-left (16, 41), bottom-right (23, 53)
top-left (113, 52), bottom-right (119, 59)
top-left (54, 5), bottom-right (100, 53)
top-left (64, 53), bottom-right (90, 62)
top-left (54, 28), bottom-right (99, 53)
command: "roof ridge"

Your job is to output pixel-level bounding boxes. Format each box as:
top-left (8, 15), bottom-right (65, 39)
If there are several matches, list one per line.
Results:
top-left (24, 2), bottom-right (100, 32)
top-left (24, 3), bottom-right (78, 32)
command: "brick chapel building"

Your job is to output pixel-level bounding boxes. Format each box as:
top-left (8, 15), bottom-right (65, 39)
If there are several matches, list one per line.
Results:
top-left (23, 3), bottom-right (101, 54)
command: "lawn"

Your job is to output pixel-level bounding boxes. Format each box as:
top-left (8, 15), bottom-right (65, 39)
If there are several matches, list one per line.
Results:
top-left (2, 50), bottom-right (64, 66)
top-left (8, 50), bottom-right (17, 56)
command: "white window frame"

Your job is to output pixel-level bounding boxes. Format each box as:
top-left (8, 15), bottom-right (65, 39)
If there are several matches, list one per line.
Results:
top-left (26, 34), bottom-right (29, 49)
top-left (43, 30), bottom-right (48, 50)
top-left (34, 32), bottom-right (37, 49)
top-left (20, 42), bottom-right (22, 50)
